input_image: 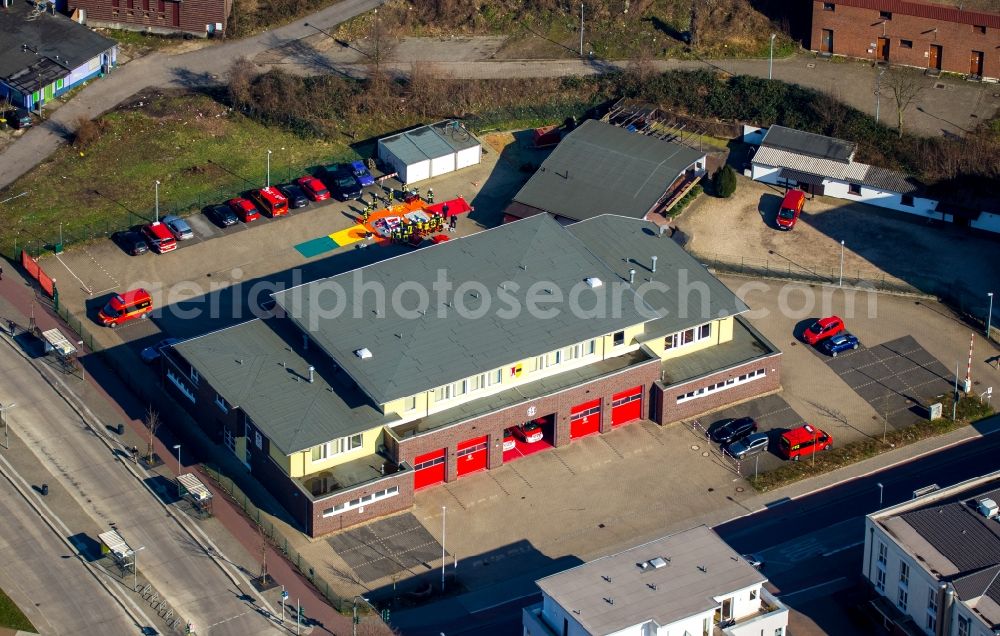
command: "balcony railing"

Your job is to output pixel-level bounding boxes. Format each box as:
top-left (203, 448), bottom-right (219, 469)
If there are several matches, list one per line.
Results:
top-left (719, 588), bottom-right (789, 636)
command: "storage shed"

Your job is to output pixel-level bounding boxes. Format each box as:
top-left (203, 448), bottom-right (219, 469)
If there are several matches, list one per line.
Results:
top-left (377, 121), bottom-right (481, 184)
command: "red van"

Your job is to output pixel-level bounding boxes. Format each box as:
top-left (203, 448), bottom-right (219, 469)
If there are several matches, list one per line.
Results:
top-left (778, 424), bottom-right (832, 461)
top-left (776, 189), bottom-right (806, 230)
top-left (98, 288), bottom-right (153, 327)
top-left (252, 187), bottom-right (289, 218)
top-left (142, 221), bottom-right (177, 253)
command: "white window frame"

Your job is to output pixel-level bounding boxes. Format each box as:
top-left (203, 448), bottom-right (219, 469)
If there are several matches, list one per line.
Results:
top-left (878, 542), bottom-right (887, 566)
top-left (899, 561), bottom-right (910, 586)
top-left (322, 485), bottom-right (399, 517)
top-left (223, 428), bottom-right (236, 453)
top-left (957, 615), bottom-right (971, 636)
top-left (875, 564), bottom-right (886, 593)
top-left (214, 393), bottom-right (229, 413)
top-left (676, 368), bottom-right (765, 404)
top-left (404, 395), bottom-right (417, 412)
top-left (664, 322), bottom-right (712, 350)
top-left (311, 433), bottom-right (364, 462)
top-left (897, 585), bottom-right (908, 612)
top-left (255, 431), bottom-right (263, 450)
top-left (190, 367), bottom-right (200, 385)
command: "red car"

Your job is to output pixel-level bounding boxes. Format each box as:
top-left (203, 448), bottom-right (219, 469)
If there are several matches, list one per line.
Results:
top-left (513, 422), bottom-right (544, 444)
top-left (296, 175), bottom-right (331, 201)
top-left (141, 221), bottom-right (177, 254)
top-left (803, 315), bottom-right (845, 345)
top-left (227, 197), bottom-right (260, 223)
top-left (502, 429), bottom-right (517, 452)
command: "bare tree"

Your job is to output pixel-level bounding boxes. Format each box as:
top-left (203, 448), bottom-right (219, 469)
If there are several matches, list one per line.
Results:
top-left (884, 68), bottom-right (923, 137)
top-left (144, 406), bottom-right (160, 463)
top-left (227, 57), bottom-right (257, 111)
top-left (257, 522), bottom-right (269, 584)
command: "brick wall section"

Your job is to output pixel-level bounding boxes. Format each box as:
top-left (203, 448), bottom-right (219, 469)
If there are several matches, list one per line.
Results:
top-left (810, 1), bottom-right (1000, 79)
top-left (309, 470), bottom-right (415, 536)
top-left (67, 0), bottom-right (231, 36)
top-left (654, 354), bottom-right (783, 425)
top-left (394, 359), bottom-right (662, 482)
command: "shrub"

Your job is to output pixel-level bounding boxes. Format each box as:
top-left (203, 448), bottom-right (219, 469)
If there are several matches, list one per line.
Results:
top-left (713, 165), bottom-right (737, 198)
top-left (72, 117), bottom-right (104, 149)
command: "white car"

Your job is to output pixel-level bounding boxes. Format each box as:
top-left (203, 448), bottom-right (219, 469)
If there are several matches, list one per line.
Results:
top-left (515, 422), bottom-right (544, 444)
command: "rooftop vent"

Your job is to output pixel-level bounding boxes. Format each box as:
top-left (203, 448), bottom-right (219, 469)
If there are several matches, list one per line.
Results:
top-left (354, 348), bottom-right (373, 360)
top-left (585, 277), bottom-right (603, 289)
top-left (978, 498), bottom-right (998, 519)
top-left (638, 557), bottom-right (669, 571)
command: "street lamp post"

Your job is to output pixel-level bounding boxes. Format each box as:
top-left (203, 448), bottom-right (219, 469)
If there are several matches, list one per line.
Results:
top-left (132, 545), bottom-right (146, 591)
top-left (579, 3), bottom-right (584, 57)
top-left (877, 482), bottom-right (884, 506)
top-left (266, 149), bottom-right (272, 188)
top-left (987, 292), bottom-right (994, 341)
top-left (839, 240), bottom-right (845, 287)
top-left (0, 403), bottom-right (15, 450)
top-left (768, 33), bottom-right (776, 80)
top-left (173, 444), bottom-right (181, 497)
top-left (154, 180), bottom-right (161, 222)
top-left (875, 66), bottom-right (886, 122)
top-left (441, 506), bottom-right (447, 592)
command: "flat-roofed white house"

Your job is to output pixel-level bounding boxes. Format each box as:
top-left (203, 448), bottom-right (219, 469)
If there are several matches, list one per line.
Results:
top-left (523, 525), bottom-right (788, 636)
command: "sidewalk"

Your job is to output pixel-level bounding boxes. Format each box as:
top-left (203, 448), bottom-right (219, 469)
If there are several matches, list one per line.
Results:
top-left (0, 264), bottom-right (361, 635)
top-left (390, 412), bottom-right (1000, 633)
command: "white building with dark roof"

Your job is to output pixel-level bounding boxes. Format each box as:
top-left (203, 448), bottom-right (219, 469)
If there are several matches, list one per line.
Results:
top-left (745, 125), bottom-right (1000, 234)
top-left (523, 525), bottom-right (788, 636)
top-left (376, 120), bottom-right (481, 184)
top-left (864, 470), bottom-right (1000, 636)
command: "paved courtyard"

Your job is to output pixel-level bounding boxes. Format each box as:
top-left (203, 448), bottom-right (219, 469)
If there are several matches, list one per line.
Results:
top-left (328, 513), bottom-right (443, 584)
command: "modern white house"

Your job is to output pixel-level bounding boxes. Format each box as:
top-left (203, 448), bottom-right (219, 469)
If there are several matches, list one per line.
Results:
top-left (863, 470), bottom-right (1000, 636)
top-left (744, 125), bottom-right (1000, 234)
top-left (523, 525), bottom-right (788, 636)
top-left (376, 120), bottom-right (481, 184)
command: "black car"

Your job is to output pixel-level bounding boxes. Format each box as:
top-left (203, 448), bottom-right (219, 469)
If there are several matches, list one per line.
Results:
top-left (1, 107), bottom-right (32, 130)
top-left (322, 164), bottom-right (362, 201)
top-left (709, 417), bottom-right (758, 444)
top-left (112, 230), bottom-right (149, 256)
top-left (279, 183), bottom-right (310, 209)
top-left (205, 204), bottom-right (238, 227)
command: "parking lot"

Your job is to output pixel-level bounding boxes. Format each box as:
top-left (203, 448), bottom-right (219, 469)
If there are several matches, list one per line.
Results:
top-left (327, 513), bottom-right (443, 584)
top-left (699, 394), bottom-right (808, 475)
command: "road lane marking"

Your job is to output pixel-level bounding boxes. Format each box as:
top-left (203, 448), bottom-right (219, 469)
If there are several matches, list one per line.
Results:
top-left (779, 576), bottom-right (849, 599)
top-left (822, 539), bottom-right (864, 557)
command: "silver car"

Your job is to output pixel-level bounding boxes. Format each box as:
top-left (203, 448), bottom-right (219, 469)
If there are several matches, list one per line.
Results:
top-left (724, 432), bottom-right (769, 460)
top-left (162, 214), bottom-right (194, 240)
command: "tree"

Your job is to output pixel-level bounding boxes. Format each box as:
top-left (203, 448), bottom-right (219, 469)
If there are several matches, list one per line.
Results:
top-left (713, 165), bottom-right (737, 198)
top-left (884, 68), bottom-right (923, 138)
top-left (144, 406), bottom-right (160, 464)
top-left (227, 57), bottom-right (257, 112)
top-left (257, 522), bottom-right (269, 585)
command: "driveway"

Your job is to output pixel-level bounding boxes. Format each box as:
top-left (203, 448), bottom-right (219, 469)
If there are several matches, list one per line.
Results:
top-left (679, 175), bottom-right (1000, 311)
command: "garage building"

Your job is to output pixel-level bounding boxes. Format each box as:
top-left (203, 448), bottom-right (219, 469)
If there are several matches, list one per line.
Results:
top-left (377, 120), bottom-right (482, 184)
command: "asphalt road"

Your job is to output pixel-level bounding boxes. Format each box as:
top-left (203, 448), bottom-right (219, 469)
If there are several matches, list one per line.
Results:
top-left (0, 337), bottom-right (281, 635)
top-left (714, 431), bottom-right (1000, 632)
top-left (0, 465), bottom-right (145, 635)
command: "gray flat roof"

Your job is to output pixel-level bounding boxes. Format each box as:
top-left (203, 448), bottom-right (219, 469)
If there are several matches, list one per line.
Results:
top-left (566, 215), bottom-right (748, 337)
top-left (379, 120), bottom-right (480, 165)
top-left (760, 125), bottom-right (855, 163)
top-left (510, 119), bottom-right (705, 222)
top-left (172, 318), bottom-right (389, 455)
top-left (274, 214), bottom-right (658, 405)
top-left (536, 525), bottom-right (765, 634)
top-left (0, 0), bottom-right (115, 86)
top-left (660, 316), bottom-right (780, 386)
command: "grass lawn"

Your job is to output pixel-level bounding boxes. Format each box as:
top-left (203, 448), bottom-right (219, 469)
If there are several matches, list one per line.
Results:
top-left (0, 586), bottom-right (35, 632)
top-left (3, 92), bottom-right (360, 256)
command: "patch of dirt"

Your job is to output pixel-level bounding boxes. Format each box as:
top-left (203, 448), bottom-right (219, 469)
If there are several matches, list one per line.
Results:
top-left (491, 33), bottom-right (575, 60)
top-left (482, 131), bottom-right (515, 153)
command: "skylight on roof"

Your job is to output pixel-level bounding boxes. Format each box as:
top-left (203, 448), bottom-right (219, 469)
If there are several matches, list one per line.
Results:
top-left (354, 348), bottom-right (372, 359)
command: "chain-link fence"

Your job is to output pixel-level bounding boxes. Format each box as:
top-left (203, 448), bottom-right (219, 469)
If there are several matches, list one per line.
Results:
top-left (8, 166), bottom-right (310, 260)
top-left (199, 463), bottom-right (351, 614)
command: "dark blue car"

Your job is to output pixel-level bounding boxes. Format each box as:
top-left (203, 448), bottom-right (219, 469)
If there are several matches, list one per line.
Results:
top-left (820, 332), bottom-right (860, 357)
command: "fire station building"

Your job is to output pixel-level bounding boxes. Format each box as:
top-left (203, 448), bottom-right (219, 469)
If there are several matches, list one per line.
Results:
top-left (164, 214), bottom-right (781, 537)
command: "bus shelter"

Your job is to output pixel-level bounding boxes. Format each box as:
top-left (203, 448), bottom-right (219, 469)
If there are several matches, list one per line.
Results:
top-left (177, 473), bottom-right (213, 517)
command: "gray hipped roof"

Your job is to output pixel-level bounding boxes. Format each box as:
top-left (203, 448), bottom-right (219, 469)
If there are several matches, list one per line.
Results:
top-left (536, 525), bottom-right (765, 634)
top-left (0, 0), bottom-right (115, 89)
top-left (566, 215), bottom-right (748, 338)
top-left (273, 214), bottom-right (659, 405)
top-left (510, 119), bottom-right (705, 222)
top-left (379, 120), bottom-right (480, 165)
top-left (761, 125), bottom-right (855, 163)
top-left (172, 318), bottom-right (388, 455)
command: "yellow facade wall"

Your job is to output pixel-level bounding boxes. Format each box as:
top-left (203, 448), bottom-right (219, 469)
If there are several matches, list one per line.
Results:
top-left (642, 316), bottom-right (735, 361)
top-left (281, 427), bottom-right (383, 479)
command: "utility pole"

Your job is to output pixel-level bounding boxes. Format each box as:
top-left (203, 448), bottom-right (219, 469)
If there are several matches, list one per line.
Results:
top-left (154, 180), bottom-right (161, 222)
top-left (839, 240), bottom-right (845, 287)
top-left (266, 149), bottom-right (272, 188)
top-left (441, 505), bottom-right (447, 591)
top-left (173, 444), bottom-right (182, 497)
top-left (0, 403), bottom-right (15, 450)
top-left (953, 361), bottom-right (959, 421)
top-left (875, 66), bottom-right (886, 122)
top-left (768, 33), bottom-right (776, 80)
top-left (987, 292), bottom-right (994, 341)
top-left (579, 3), bottom-right (584, 57)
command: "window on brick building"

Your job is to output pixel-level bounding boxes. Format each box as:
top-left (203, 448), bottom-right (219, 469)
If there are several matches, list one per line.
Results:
top-left (823, 2), bottom-right (834, 10)
top-left (880, 11), bottom-right (892, 20)
top-left (975, 25), bottom-right (987, 34)
top-left (900, 39), bottom-right (912, 49)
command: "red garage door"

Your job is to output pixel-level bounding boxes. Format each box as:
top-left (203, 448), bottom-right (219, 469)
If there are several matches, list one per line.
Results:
top-left (611, 386), bottom-right (643, 426)
top-left (570, 399), bottom-right (602, 439)
top-left (456, 436), bottom-right (488, 477)
top-left (413, 448), bottom-right (446, 490)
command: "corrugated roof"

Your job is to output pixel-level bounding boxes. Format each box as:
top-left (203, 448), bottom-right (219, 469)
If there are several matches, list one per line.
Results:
top-left (379, 120), bottom-right (480, 165)
top-left (274, 214), bottom-right (659, 405)
top-left (565, 215), bottom-right (748, 339)
top-left (753, 145), bottom-right (852, 180)
top-left (760, 125), bottom-right (856, 163)
top-left (172, 318), bottom-right (389, 454)
top-left (859, 165), bottom-right (922, 195)
top-left (825, 0), bottom-right (1000, 28)
top-left (0, 0), bottom-right (116, 83)
top-left (536, 525), bottom-right (766, 634)
top-left (510, 119), bottom-right (705, 222)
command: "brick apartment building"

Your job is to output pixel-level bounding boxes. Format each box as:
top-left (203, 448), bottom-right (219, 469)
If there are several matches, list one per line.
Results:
top-left (810, 0), bottom-right (1000, 80)
top-left (67, 0), bottom-right (231, 37)
top-left (164, 214), bottom-right (782, 537)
